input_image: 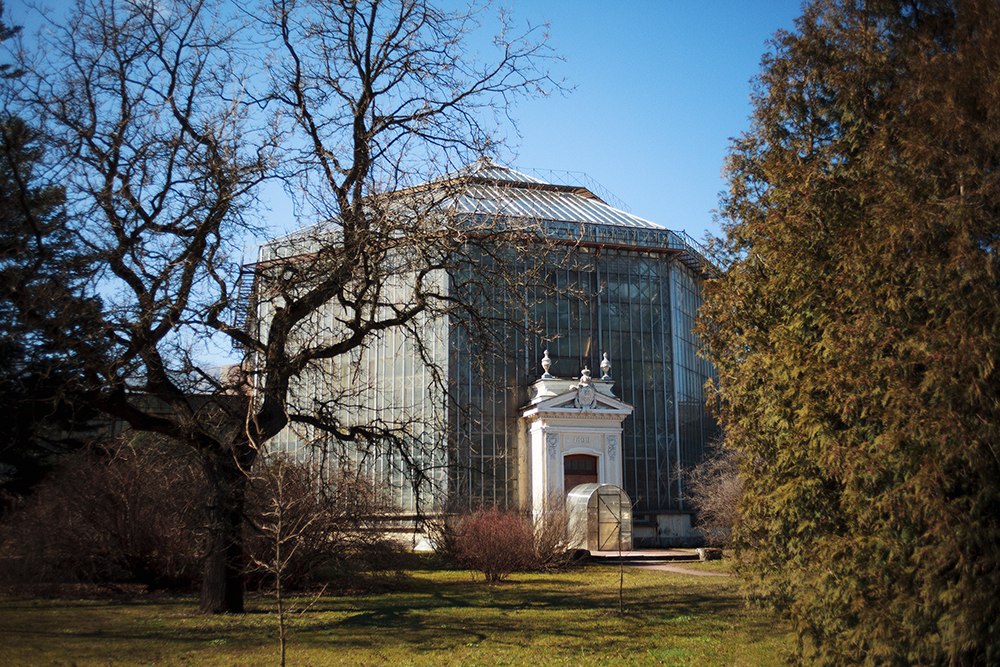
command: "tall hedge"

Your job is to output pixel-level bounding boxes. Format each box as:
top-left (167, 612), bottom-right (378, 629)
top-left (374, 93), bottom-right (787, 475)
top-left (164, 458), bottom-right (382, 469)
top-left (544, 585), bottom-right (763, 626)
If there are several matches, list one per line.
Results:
top-left (701, 1), bottom-right (1000, 663)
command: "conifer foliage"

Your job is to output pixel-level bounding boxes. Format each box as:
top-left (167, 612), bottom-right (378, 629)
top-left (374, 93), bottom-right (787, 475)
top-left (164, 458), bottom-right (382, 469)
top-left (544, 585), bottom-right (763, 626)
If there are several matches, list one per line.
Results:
top-left (701, 0), bottom-right (1000, 663)
top-left (1, 7), bottom-right (102, 497)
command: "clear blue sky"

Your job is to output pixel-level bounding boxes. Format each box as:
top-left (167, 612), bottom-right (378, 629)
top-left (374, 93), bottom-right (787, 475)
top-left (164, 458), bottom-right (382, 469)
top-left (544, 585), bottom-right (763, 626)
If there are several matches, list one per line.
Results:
top-left (493, 1), bottom-right (804, 242)
top-left (4, 0), bottom-right (806, 368)
top-left (7, 0), bottom-right (805, 243)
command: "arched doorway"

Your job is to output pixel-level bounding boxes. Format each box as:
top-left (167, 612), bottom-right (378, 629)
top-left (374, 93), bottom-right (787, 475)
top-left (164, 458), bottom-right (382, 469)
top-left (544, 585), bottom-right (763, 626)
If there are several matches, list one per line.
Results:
top-left (564, 453), bottom-right (598, 492)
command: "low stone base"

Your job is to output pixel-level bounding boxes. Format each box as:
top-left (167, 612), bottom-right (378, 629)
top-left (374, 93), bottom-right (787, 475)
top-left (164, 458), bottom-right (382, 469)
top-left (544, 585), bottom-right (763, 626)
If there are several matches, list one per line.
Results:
top-left (696, 547), bottom-right (723, 561)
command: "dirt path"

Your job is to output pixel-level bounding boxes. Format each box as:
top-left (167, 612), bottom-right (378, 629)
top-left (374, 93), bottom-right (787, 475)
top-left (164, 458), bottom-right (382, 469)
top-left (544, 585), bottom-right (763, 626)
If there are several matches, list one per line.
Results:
top-left (626, 562), bottom-right (733, 577)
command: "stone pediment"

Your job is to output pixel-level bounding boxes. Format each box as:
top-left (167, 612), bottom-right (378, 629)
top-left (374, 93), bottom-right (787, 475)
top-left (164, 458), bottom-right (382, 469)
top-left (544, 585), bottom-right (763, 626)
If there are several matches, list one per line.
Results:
top-left (521, 357), bottom-right (634, 419)
top-left (528, 389), bottom-right (632, 414)
top-left (522, 384), bottom-right (633, 420)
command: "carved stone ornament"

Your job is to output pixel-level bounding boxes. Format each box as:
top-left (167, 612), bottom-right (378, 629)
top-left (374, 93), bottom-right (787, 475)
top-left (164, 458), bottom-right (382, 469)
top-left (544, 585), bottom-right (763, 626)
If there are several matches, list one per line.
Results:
top-left (541, 349), bottom-right (554, 379)
top-left (574, 367), bottom-right (598, 410)
top-left (600, 352), bottom-right (612, 381)
top-left (546, 432), bottom-right (559, 458)
top-left (607, 434), bottom-right (619, 461)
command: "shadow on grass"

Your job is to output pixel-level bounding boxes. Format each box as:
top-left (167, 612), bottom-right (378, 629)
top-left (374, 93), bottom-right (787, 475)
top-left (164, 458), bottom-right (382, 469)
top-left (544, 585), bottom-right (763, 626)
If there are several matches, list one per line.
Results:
top-left (277, 569), bottom-right (752, 652)
top-left (0, 566), bottom-right (780, 660)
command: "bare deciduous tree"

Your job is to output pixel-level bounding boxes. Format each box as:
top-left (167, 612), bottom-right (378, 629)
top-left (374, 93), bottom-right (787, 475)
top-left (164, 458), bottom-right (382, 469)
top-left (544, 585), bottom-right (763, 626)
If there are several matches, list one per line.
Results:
top-left (9, 0), bottom-right (272, 612)
top-left (246, 456), bottom-right (323, 667)
top-left (8, 0), bottom-right (556, 613)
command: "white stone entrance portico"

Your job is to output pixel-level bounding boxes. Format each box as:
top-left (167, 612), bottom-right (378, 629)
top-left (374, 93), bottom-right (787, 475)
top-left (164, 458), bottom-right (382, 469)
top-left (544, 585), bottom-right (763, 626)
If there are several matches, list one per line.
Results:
top-left (518, 353), bottom-right (634, 522)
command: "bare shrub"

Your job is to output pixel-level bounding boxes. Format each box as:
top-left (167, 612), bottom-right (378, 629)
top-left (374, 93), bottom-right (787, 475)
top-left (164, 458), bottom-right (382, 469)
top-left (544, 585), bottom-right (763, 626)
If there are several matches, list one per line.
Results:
top-left (422, 512), bottom-right (463, 565)
top-left (0, 445), bottom-right (404, 595)
top-left (685, 443), bottom-right (742, 547)
top-left (430, 502), bottom-right (574, 574)
top-left (453, 507), bottom-right (535, 583)
top-left (244, 456), bottom-right (401, 591)
top-left (532, 502), bottom-right (573, 569)
top-left (0, 437), bottom-right (205, 589)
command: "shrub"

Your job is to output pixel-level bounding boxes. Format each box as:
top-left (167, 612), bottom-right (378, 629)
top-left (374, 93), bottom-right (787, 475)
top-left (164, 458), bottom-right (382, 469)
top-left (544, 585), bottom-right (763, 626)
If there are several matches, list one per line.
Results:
top-left (244, 457), bottom-right (401, 590)
top-left (0, 437), bottom-right (206, 589)
top-left (0, 444), bottom-right (405, 594)
top-left (531, 502), bottom-right (574, 569)
top-left (685, 444), bottom-right (741, 548)
top-left (422, 511), bottom-right (463, 565)
top-left (453, 507), bottom-right (535, 583)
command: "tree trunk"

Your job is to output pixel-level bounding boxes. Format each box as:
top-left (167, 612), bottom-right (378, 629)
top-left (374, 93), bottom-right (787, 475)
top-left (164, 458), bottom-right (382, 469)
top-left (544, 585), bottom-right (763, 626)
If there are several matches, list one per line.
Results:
top-left (199, 445), bottom-right (254, 614)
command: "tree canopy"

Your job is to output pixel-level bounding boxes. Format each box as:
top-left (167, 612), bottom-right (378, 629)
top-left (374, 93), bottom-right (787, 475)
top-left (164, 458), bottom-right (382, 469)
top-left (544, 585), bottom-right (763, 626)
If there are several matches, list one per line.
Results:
top-left (5, 0), bottom-right (554, 613)
top-left (701, 0), bottom-right (1000, 663)
top-left (0, 115), bottom-right (101, 498)
top-left (0, 5), bottom-right (103, 499)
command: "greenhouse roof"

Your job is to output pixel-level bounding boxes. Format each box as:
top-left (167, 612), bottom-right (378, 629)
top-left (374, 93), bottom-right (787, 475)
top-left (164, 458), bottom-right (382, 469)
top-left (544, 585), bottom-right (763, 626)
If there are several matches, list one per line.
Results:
top-left (445, 160), bottom-right (710, 273)
top-left (262, 160), bottom-right (713, 275)
top-left (454, 183), bottom-right (662, 230)
top-left (451, 159), bottom-right (661, 230)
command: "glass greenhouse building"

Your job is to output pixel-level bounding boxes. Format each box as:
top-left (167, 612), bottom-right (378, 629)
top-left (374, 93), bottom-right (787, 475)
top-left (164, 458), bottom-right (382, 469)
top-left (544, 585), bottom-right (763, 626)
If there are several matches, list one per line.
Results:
top-left (259, 162), bottom-right (717, 546)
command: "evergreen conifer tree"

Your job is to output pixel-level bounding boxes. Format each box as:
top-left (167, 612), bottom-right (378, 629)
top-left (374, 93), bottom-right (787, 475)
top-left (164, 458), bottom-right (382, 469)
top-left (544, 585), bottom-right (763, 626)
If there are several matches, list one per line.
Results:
top-left (0, 9), bottom-right (100, 498)
top-left (702, 0), bottom-right (1000, 662)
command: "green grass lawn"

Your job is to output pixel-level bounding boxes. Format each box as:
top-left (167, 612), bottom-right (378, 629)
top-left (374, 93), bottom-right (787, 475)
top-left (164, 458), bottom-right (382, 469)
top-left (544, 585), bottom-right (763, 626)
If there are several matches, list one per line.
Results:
top-left (0, 561), bottom-right (793, 666)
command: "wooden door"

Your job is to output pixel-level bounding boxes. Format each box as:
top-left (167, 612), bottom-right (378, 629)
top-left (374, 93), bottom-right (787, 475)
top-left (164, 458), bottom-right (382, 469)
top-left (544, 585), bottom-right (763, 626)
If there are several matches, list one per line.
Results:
top-left (564, 454), bottom-right (598, 492)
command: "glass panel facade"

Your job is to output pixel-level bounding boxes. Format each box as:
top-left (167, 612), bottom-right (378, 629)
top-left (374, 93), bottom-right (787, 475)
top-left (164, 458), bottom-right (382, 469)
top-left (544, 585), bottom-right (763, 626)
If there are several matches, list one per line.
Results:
top-left (258, 165), bottom-right (717, 518)
top-left (448, 245), bottom-right (714, 514)
top-left (258, 264), bottom-right (451, 516)
top-left (670, 262), bottom-right (720, 506)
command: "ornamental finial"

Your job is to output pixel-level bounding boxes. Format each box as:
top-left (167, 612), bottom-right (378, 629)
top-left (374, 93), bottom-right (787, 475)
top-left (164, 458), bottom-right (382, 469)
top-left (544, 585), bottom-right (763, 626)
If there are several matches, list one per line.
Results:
top-left (541, 349), bottom-right (554, 378)
top-left (600, 352), bottom-right (612, 381)
top-left (579, 366), bottom-right (592, 385)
